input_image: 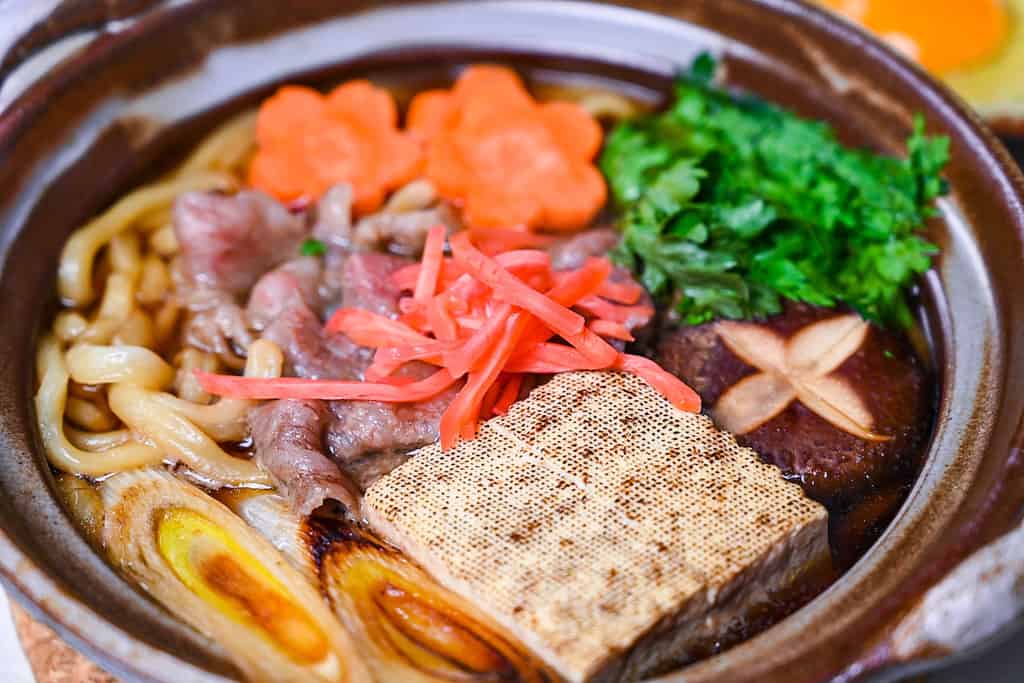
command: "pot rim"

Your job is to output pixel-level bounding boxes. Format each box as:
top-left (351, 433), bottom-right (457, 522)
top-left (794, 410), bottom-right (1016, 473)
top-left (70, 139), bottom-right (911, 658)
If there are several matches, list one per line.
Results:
top-left (0, 2), bottom-right (1022, 682)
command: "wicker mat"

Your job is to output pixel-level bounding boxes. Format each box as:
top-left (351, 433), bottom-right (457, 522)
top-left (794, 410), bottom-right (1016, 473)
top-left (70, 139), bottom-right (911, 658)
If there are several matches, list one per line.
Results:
top-left (11, 603), bottom-right (117, 683)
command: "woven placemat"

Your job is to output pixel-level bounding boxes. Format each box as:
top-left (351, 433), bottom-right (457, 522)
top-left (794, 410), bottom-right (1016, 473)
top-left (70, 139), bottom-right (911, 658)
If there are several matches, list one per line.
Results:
top-left (11, 603), bottom-right (118, 683)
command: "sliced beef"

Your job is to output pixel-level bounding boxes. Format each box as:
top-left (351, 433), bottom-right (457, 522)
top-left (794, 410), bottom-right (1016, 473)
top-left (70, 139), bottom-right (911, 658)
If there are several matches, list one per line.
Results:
top-left (255, 249), bottom-right (454, 482)
top-left (324, 373), bottom-right (459, 489)
top-left (337, 251), bottom-right (409, 316)
top-left (247, 257), bottom-right (323, 329)
top-left (351, 203), bottom-right (461, 256)
top-left (312, 182), bottom-right (461, 256)
top-left (245, 249), bottom-right (411, 381)
top-left (312, 184), bottom-right (354, 248)
top-left (654, 303), bottom-right (932, 505)
top-left (246, 251), bottom-right (455, 486)
top-left (248, 399), bottom-right (360, 516)
top-left (548, 227), bottom-right (620, 270)
top-left (177, 285), bottom-right (253, 356)
top-left (336, 451), bottom-right (414, 492)
top-left (174, 190), bottom-right (308, 295)
top-left (259, 299), bottom-right (371, 381)
top-left (246, 256), bottom-right (372, 380)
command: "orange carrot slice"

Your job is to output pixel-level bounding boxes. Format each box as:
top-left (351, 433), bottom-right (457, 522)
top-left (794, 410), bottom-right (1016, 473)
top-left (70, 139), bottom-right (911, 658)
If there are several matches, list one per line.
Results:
top-left (407, 65), bottom-right (606, 232)
top-left (250, 80), bottom-right (422, 212)
top-left (540, 101), bottom-right (603, 161)
top-left (405, 89), bottom-right (456, 141)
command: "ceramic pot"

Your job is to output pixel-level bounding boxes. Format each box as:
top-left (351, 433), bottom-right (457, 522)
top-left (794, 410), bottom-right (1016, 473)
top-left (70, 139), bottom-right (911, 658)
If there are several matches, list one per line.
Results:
top-left (0, 2), bottom-right (1022, 682)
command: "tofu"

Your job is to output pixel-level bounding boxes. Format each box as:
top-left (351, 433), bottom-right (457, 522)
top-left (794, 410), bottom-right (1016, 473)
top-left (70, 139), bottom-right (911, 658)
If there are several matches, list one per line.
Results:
top-left (364, 371), bottom-right (829, 683)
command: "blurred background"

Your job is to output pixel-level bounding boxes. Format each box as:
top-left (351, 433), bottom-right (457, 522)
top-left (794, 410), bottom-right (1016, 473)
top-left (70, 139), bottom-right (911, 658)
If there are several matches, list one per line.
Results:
top-left (817, 0), bottom-right (1024, 162)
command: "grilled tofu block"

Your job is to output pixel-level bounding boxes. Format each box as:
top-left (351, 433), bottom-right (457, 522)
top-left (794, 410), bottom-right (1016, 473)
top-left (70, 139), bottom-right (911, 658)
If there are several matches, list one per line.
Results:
top-left (364, 371), bottom-right (829, 683)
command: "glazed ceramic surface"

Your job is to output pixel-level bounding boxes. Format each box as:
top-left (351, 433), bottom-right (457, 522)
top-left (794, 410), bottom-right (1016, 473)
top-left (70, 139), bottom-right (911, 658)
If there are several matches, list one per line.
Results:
top-left (0, 2), bottom-right (1022, 682)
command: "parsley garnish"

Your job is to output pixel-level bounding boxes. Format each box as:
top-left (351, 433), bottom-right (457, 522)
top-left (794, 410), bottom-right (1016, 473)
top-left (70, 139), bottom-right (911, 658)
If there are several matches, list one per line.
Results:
top-left (600, 54), bottom-right (949, 327)
top-left (299, 238), bottom-right (327, 257)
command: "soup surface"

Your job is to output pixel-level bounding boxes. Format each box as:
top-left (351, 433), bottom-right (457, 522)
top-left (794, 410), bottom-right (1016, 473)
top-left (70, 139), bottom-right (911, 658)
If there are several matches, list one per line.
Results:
top-left (35, 57), bottom-right (944, 681)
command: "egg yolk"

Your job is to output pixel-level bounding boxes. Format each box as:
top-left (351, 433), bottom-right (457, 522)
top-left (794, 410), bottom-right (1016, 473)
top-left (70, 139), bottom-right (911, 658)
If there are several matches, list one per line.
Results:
top-left (822, 0), bottom-right (1011, 75)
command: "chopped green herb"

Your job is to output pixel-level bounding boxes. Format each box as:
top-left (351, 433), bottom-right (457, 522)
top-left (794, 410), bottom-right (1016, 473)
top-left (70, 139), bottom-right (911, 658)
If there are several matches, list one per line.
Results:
top-left (600, 54), bottom-right (949, 327)
top-left (883, 349), bottom-right (895, 359)
top-left (300, 238), bottom-right (327, 257)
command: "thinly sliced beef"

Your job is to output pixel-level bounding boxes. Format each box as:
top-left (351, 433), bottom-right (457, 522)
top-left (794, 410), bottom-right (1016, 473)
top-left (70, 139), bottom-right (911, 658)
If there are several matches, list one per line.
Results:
top-left (548, 227), bottom-right (621, 270)
top-left (177, 286), bottom-right (253, 356)
top-left (337, 450), bottom-right (414, 492)
top-left (337, 251), bottom-right (409, 316)
top-left (351, 203), bottom-right (461, 256)
top-left (263, 305), bottom-right (371, 380)
top-left (248, 399), bottom-right (360, 516)
top-left (174, 190), bottom-right (308, 295)
top-left (324, 393), bottom-right (454, 471)
top-left (325, 373), bottom-right (460, 489)
top-left (253, 249), bottom-right (454, 485)
top-left (247, 257), bottom-right (323, 329)
top-left (247, 256), bottom-right (368, 380)
top-left (312, 182), bottom-right (461, 256)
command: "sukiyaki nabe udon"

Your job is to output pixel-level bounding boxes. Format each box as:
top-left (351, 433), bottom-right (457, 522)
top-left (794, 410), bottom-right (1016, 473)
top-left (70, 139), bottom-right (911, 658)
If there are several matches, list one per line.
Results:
top-left (35, 56), bottom-right (946, 683)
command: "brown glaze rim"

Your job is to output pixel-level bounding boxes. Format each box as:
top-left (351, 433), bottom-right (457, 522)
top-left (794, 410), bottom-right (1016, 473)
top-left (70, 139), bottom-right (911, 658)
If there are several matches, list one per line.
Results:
top-left (0, 2), bottom-right (1022, 683)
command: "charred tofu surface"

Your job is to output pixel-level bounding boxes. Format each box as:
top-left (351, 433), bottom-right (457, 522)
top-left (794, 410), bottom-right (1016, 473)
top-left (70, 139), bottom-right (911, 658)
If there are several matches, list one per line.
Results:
top-left (365, 372), bottom-right (829, 683)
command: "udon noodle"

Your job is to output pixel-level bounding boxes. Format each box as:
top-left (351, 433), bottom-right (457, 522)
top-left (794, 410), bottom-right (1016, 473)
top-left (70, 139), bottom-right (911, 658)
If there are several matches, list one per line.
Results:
top-left (36, 110), bottom-right (266, 485)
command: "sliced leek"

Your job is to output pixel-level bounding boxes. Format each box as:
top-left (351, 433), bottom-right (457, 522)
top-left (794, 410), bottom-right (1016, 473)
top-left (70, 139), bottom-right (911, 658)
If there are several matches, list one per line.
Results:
top-left (101, 469), bottom-right (371, 683)
top-left (322, 537), bottom-right (553, 683)
top-left (218, 489), bottom-right (318, 584)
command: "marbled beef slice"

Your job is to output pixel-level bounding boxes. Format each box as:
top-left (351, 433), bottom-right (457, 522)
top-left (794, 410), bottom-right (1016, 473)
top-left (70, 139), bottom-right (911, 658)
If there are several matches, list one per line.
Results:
top-left (249, 399), bottom-right (360, 516)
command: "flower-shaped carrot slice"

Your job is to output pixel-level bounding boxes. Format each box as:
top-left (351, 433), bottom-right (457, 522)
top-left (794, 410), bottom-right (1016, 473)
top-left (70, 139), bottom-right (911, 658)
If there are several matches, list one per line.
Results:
top-left (250, 80), bottom-right (422, 214)
top-left (407, 65), bottom-right (605, 232)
